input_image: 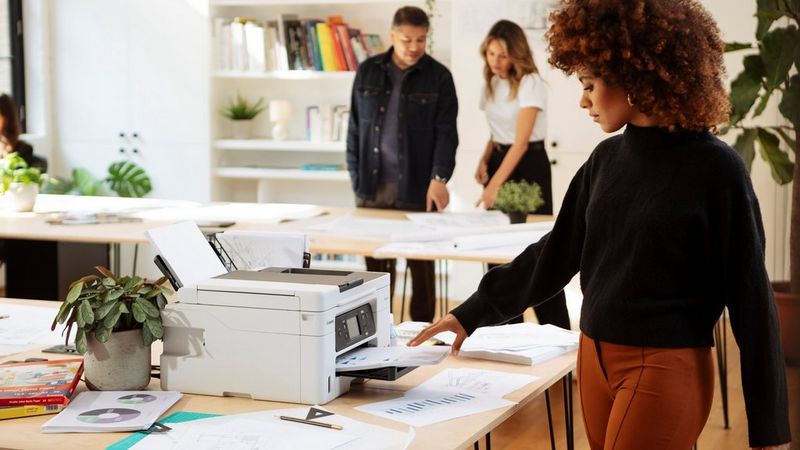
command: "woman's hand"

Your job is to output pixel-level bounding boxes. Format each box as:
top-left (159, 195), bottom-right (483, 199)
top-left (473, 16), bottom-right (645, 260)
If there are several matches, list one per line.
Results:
top-left (475, 160), bottom-right (489, 185)
top-left (475, 183), bottom-right (501, 209)
top-left (407, 313), bottom-right (468, 353)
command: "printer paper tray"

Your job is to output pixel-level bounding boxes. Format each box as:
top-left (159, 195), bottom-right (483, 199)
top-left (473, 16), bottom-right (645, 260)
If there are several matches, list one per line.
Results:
top-left (336, 366), bottom-right (416, 381)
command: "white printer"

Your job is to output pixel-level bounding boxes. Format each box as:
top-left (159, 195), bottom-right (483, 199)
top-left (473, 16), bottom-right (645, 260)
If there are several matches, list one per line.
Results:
top-left (159, 267), bottom-right (392, 405)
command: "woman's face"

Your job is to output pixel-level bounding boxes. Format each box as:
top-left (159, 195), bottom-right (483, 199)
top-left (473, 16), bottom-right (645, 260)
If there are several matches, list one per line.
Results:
top-left (485, 39), bottom-right (512, 78)
top-left (577, 70), bottom-right (635, 133)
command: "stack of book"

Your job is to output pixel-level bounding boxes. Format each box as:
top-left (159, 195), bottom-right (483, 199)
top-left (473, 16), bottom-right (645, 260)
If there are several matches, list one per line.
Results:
top-left (0, 358), bottom-right (84, 420)
top-left (215, 15), bottom-right (385, 73)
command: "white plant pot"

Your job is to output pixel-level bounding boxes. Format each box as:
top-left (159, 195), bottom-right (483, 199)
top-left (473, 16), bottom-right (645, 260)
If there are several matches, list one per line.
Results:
top-left (84, 328), bottom-right (151, 391)
top-left (230, 120), bottom-right (253, 139)
top-left (6, 182), bottom-right (38, 212)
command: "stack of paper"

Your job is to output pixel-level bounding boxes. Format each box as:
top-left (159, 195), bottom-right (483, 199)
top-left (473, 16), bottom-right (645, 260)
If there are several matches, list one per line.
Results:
top-left (459, 323), bottom-right (579, 366)
top-left (336, 346), bottom-right (449, 371)
top-left (42, 391), bottom-right (182, 433)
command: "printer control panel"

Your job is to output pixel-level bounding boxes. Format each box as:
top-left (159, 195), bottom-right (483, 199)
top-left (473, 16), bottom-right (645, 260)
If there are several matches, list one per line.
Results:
top-left (335, 303), bottom-right (376, 352)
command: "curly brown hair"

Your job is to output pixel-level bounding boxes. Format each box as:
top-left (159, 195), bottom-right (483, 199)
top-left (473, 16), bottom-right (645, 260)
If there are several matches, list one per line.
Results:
top-left (546, 0), bottom-right (729, 131)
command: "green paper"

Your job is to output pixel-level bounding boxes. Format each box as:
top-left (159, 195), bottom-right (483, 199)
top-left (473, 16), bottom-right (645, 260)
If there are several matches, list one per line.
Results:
top-left (106, 411), bottom-right (221, 450)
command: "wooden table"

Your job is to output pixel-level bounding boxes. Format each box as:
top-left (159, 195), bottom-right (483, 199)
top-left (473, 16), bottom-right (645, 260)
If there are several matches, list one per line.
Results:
top-left (0, 298), bottom-right (576, 450)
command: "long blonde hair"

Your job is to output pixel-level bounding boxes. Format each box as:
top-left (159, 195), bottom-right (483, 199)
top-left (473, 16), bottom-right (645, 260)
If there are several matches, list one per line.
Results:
top-left (480, 20), bottom-right (538, 101)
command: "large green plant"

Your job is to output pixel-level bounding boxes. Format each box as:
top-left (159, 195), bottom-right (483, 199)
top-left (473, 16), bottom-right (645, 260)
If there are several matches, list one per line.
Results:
top-left (0, 153), bottom-right (44, 192)
top-left (494, 180), bottom-right (544, 214)
top-left (42, 160), bottom-right (152, 198)
top-left (724, 0), bottom-right (799, 292)
top-left (51, 266), bottom-right (172, 353)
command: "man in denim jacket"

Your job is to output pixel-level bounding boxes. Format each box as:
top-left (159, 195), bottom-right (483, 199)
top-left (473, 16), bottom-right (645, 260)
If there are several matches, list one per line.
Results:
top-left (346, 6), bottom-right (458, 321)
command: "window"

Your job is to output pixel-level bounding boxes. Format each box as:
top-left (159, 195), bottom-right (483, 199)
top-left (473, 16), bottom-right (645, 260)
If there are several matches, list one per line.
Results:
top-left (0, 0), bottom-right (24, 131)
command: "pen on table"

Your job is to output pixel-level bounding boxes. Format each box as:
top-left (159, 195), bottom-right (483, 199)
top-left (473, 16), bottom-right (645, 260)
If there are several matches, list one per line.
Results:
top-left (278, 415), bottom-right (343, 430)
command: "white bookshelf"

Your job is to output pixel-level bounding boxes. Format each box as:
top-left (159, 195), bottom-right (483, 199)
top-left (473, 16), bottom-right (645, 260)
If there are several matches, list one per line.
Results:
top-left (214, 166), bottom-right (350, 182)
top-left (213, 70), bottom-right (356, 80)
top-left (214, 139), bottom-right (345, 152)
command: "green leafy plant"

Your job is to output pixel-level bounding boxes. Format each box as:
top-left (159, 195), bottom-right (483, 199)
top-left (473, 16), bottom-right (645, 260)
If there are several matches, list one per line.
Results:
top-left (51, 266), bottom-right (172, 354)
top-left (724, 0), bottom-right (798, 292)
top-left (221, 92), bottom-right (266, 120)
top-left (0, 153), bottom-right (44, 193)
top-left (494, 180), bottom-right (544, 214)
top-left (41, 160), bottom-right (152, 198)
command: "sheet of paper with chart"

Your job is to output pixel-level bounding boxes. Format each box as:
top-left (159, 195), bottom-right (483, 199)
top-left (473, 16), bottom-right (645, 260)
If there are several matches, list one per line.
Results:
top-left (355, 368), bottom-right (539, 427)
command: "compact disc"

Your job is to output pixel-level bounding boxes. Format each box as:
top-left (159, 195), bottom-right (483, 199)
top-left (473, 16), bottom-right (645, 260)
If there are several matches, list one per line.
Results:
top-left (118, 394), bottom-right (157, 404)
top-left (77, 408), bottom-right (141, 424)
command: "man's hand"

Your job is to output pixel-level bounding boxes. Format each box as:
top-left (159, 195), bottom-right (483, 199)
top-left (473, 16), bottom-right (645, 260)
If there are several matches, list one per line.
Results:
top-left (408, 313), bottom-right (468, 353)
top-left (427, 179), bottom-right (449, 212)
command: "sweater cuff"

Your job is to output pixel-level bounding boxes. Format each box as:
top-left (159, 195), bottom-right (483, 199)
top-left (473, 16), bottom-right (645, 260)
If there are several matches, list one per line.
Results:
top-left (450, 293), bottom-right (487, 335)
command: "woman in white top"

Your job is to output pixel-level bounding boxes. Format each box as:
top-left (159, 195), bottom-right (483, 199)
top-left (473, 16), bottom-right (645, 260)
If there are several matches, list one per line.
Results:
top-left (475, 20), bottom-right (569, 328)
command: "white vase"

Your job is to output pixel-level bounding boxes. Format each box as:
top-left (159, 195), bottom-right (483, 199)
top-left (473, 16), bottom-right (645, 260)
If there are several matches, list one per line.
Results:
top-left (6, 182), bottom-right (38, 212)
top-left (230, 120), bottom-right (253, 139)
top-left (84, 328), bottom-right (151, 391)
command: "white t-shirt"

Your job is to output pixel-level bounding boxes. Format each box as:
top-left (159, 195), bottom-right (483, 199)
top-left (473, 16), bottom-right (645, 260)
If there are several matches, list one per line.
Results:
top-left (479, 73), bottom-right (547, 145)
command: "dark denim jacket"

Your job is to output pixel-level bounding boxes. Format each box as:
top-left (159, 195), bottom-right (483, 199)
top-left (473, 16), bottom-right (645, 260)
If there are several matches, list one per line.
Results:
top-left (346, 49), bottom-right (458, 210)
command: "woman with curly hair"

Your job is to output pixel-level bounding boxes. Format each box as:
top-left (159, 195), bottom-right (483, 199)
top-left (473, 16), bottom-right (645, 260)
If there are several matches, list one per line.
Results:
top-left (410, 1), bottom-right (791, 448)
top-left (475, 20), bottom-right (571, 330)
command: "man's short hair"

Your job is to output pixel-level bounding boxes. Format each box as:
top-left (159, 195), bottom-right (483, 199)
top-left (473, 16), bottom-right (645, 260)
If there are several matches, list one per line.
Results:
top-left (392, 6), bottom-right (429, 29)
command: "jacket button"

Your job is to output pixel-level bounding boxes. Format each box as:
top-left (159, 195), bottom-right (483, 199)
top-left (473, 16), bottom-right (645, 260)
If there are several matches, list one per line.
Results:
top-left (374, 126), bottom-right (380, 132)
top-left (372, 169), bottom-right (378, 175)
top-left (380, 107), bottom-right (385, 112)
top-left (385, 90), bottom-right (390, 94)
top-left (373, 147), bottom-right (379, 153)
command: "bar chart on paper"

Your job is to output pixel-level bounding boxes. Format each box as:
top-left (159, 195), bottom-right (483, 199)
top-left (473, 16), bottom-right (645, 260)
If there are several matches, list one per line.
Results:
top-left (356, 368), bottom-right (539, 427)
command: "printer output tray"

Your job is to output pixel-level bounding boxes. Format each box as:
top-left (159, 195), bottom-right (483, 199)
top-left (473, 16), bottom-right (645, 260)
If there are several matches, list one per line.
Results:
top-left (336, 366), bottom-right (416, 381)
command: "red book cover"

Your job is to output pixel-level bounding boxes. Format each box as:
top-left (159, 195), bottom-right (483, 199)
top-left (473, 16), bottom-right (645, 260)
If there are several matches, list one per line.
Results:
top-left (0, 359), bottom-right (83, 407)
top-left (335, 24), bottom-right (358, 71)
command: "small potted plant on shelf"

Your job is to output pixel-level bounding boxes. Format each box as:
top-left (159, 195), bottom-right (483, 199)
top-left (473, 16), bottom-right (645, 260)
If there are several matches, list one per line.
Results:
top-left (494, 180), bottom-right (544, 224)
top-left (221, 92), bottom-right (266, 139)
top-left (0, 153), bottom-right (44, 212)
top-left (51, 266), bottom-right (172, 390)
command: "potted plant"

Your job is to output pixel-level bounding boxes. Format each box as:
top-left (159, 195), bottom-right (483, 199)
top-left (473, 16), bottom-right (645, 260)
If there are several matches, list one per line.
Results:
top-left (221, 92), bottom-right (266, 139)
top-left (494, 180), bottom-right (545, 224)
top-left (41, 160), bottom-right (152, 198)
top-left (724, 2), bottom-right (798, 365)
top-left (51, 266), bottom-right (172, 390)
top-left (0, 153), bottom-right (44, 212)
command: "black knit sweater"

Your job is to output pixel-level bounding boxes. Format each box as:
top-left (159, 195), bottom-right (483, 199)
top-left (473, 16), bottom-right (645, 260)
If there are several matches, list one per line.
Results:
top-left (452, 124), bottom-right (790, 447)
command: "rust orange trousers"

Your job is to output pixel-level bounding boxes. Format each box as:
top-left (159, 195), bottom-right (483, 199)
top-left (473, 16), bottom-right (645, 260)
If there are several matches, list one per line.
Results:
top-left (578, 334), bottom-right (714, 450)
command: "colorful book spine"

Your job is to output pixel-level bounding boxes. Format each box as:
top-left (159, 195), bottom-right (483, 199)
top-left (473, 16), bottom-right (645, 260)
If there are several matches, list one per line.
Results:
top-left (315, 22), bottom-right (337, 71)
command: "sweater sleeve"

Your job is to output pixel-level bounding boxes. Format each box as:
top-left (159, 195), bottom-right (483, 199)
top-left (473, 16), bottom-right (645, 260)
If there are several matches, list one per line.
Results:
top-left (721, 163), bottom-right (791, 447)
top-left (451, 160), bottom-right (590, 334)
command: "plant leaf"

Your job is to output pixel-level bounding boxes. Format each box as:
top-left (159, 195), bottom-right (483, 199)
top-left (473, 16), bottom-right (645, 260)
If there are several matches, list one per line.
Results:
top-left (106, 160), bottom-right (152, 198)
top-left (753, 89), bottom-right (772, 118)
top-left (779, 74), bottom-right (800, 126)
top-left (106, 289), bottom-right (124, 301)
top-left (103, 303), bottom-right (123, 329)
top-left (756, 127), bottom-right (795, 184)
top-left (729, 71), bottom-right (762, 124)
top-left (761, 26), bottom-right (798, 91)
top-left (118, 303), bottom-right (129, 314)
top-left (142, 324), bottom-right (155, 347)
top-left (75, 329), bottom-right (87, 354)
top-left (72, 168), bottom-right (102, 196)
top-left (732, 128), bottom-right (759, 172)
top-left (756, 0), bottom-right (785, 39)
top-left (77, 300), bottom-right (94, 328)
top-left (95, 299), bottom-right (118, 320)
top-left (724, 41), bottom-right (753, 52)
top-left (95, 266), bottom-right (115, 279)
top-left (65, 283), bottom-right (83, 304)
top-left (135, 298), bottom-right (161, 318)
top-left (145, 318), bottom-right (164, 339)
top-left (131, 302), bottom-right (147, 323)
top-left (94, 325), bottom-right (111, 343)
top-left (774, 127), bottom-right (797, 150)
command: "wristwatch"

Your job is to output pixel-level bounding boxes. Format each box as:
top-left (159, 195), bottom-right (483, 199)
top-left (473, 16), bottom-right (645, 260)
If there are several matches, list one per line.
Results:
top-left (432, 174), bottom-right (448, 183)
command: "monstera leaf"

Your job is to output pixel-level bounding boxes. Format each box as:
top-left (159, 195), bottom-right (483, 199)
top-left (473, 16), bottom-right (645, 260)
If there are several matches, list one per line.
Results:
top-left (106, 160), bottom-right (152, 198)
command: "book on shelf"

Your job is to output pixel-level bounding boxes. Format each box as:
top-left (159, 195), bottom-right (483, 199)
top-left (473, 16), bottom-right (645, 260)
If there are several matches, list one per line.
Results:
top-left (306, 104), bottom-right (349, 143)
top-left (0, 358), bottom-right (84, 418)
top-left (301, 164), bottom-right (343, 171)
